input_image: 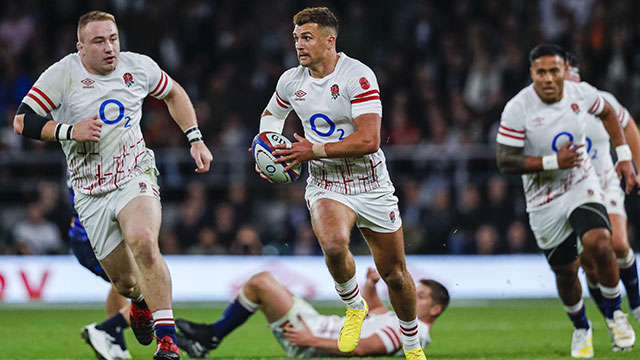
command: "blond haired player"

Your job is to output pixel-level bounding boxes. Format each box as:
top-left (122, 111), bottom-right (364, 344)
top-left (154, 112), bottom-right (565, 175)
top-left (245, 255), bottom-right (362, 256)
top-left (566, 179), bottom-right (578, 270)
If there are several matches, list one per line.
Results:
top-left (253, 7), bottom-right (425, 360)
top-left (13, 10), bottom-right (213, 360)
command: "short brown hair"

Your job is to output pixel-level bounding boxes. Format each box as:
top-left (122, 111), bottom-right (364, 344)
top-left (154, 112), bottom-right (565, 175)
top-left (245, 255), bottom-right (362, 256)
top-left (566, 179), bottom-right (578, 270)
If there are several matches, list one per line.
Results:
top-left (77, 11), bottom-right (117, 41)
top-left (293, 7), bottom-right (338, 36)
top-left (420, 279), bottom-right (450, 316)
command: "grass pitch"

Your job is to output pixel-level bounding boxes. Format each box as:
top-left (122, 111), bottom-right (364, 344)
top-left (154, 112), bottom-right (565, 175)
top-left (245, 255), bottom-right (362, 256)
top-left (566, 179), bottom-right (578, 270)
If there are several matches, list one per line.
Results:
top-left (1, 299), bottom-right (639, 359)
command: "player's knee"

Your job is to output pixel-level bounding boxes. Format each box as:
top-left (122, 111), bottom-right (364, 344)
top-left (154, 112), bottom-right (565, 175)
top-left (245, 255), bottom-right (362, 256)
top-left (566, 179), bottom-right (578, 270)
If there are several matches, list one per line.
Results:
top-left (380, 266), bottom-right (407, 291)
top-left (126, 226), bottom-right (156, 244)
top-left (245, 271), bottom-right (275, 292)
top-left (611, 233), bottom-right (629, 258)
top-left (319, 235), bottom-right (349, 259)
top-left (582, 228), bottom-right (611, 255)
top-left (111, 275), bottom-right (138, 297)
top-left (130, 242), bottom-right (161, 267)
top-left (552, 264), bottom-right (579, 283)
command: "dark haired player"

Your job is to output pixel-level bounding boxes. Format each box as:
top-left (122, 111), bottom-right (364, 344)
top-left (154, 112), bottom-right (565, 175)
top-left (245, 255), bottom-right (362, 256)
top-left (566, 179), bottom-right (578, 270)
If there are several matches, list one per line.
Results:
top-left (496, 44), bottom-right (636, 357)
top-left (254, 7), bottom-right (426, 359)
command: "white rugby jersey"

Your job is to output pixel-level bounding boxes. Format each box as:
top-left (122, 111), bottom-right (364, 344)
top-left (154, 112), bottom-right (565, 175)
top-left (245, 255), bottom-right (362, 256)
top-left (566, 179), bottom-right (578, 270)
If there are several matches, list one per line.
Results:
top-left (22, 52), bottom-right (173, 195)
top-left (584, 90), bottom-right (630, 189)
top-left (263, 52), bottom-right (391, 195)
top-left (497, 81), bottom-right (605, 211)
top-left (310, 312), bottom-right (430, 356)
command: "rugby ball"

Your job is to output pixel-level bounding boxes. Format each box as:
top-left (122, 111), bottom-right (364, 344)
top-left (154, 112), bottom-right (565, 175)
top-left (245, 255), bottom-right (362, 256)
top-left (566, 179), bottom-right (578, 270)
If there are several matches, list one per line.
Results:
top-left (251, 132), bottom-right (302, 183)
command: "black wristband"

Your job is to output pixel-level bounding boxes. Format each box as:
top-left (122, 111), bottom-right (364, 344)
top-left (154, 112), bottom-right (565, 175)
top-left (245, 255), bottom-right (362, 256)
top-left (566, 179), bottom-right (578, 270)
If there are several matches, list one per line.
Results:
top-left (18, 103), bottom-right (50, 140)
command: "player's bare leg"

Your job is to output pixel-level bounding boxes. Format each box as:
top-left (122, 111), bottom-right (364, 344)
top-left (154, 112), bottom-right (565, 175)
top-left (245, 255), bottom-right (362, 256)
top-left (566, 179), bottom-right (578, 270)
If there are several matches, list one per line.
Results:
top-left (582, 228), bottom-right (619, 287)
top-left (176, 272), bottom-right (295, 358)
top-left (551, 259), bottom-right (583, 308)
top-left (310, 199), bottom-right (357, 283)
top-left (310, 199), bottom-right (367, 352)
top-left (118, 196), bottom-right (179, 359)
top-left (551, 258), bottom-right (594, 358)
top-left (99, 238), bottom-right (154, 347)
top-left (362, 227), bottom-right (424, 358)
top-left (609, 215), bottom-right (640, 321)
top-left (241, 272), bottom-right (295, 322)
top-left (106, 286), bottom-right (128, 318)
top-left (361, 227), bottom-right (415, 320)
top-left (99, 241), bottom-right (142, 300)
top-left (581, 227), bottom-right (634, 350)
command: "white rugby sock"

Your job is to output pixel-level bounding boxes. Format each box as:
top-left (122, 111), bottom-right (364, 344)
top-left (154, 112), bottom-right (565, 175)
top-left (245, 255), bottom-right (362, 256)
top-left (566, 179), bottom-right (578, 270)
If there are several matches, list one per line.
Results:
top-left (335, 275), bottom-right (365, 309)
top-left (237, 289), bottom-right (259, 312)
top-left (399, 318), bottom-right (421, 350)
top-left (152, 309), bottom-right (175, 328)
top-left (618, 250), bottom-right (636, 268)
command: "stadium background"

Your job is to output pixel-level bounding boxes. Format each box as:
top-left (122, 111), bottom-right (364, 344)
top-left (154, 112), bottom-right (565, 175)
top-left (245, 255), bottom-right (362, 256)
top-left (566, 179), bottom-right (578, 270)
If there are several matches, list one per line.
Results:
top-left (1, 0), bottom-right (640, 258)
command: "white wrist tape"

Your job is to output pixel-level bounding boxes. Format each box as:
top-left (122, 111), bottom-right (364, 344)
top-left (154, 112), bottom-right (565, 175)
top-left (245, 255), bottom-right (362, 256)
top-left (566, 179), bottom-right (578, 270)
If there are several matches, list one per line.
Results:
top-left (184, 126), bottom-right (203, 143)
top-left (259, 114), bottom-right (285, 133)
top-left (311, 143), bottom-right (327, 159)
top-left (54, 123), bottom-right (74, 141)
top-left (542, 154), bottom-right (559, 170)
top-left (615, 144), bottom-right (632, 162)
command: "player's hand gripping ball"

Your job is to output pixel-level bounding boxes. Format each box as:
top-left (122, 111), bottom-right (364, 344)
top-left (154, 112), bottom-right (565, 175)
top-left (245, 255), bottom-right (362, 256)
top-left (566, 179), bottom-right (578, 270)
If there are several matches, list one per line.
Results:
top-left (251, 132), bottom-right (302, 183)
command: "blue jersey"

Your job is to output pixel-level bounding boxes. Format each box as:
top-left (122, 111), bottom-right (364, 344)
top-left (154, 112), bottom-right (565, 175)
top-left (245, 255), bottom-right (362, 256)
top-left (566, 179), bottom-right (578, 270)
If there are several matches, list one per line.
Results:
top-left (68, 184), bottom-right (108, 281)
top-left (68, 186), bottom-right (89, 243)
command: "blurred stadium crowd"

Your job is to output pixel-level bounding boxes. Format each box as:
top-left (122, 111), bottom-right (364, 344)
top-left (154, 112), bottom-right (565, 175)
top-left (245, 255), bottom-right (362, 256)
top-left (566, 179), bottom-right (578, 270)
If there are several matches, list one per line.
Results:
top-left (1, 0), bottom-right (640, 256)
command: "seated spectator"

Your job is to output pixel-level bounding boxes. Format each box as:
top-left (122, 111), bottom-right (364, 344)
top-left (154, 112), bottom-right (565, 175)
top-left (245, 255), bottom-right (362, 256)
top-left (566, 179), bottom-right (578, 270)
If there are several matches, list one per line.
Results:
top-left (230, 225), bottom-right (262, 255)
top-left (13, 201), bottom-right (63, 254)
top-left (187, 227), bottom-right (226, 255)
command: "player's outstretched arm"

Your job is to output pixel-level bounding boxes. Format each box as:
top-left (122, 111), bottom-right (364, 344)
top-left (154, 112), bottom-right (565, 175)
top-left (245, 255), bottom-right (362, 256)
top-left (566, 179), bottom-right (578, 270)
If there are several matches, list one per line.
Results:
top-left (163, 81), bottom-right (213, 173)
top-left (362, 267), bottom-right (388, 314)
top-left (283, 318), bottom-right (387, 356)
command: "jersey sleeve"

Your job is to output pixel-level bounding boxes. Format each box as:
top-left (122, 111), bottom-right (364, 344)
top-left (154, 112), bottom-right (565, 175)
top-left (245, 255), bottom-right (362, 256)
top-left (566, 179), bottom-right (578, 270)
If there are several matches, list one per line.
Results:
top-left (347, 63), bottom-right (382, 119)
top-left (579, 81), bottom-right (605, 116)
top-left (22, 61), bottom-right (67, 116)
top-left (496, 100), bottom-right (526, 147)
top-left (600, 91), bottom-right (629, 128)
top-left (138, 54), bottom-right (173, 99)
top-left (261, 70), bottom-right (294, 133)
top-left (374, 326), bottom-right (403, 353)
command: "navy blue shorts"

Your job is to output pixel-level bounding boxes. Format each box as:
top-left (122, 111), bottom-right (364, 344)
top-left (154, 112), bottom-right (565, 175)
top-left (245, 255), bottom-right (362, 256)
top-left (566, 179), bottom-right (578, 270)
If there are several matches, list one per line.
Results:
top-left (69, 218), bottom-right (110, 282)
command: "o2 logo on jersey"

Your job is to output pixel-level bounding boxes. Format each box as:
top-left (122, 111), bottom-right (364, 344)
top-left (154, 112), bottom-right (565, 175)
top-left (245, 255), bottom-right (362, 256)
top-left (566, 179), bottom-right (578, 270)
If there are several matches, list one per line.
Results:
top-left (99, 99), bottom-right (132, 128)
top-left (551, 131), bottom-right (596, 159)
top-left (310, 113), bottom-right (345, 140)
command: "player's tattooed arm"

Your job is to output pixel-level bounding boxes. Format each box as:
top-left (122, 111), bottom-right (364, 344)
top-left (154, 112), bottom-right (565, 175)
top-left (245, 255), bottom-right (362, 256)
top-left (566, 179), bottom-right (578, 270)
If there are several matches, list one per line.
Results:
top-left (496, 143), bottom-right (529, 174)
top-left (497, 142), bottom-right (585, 174)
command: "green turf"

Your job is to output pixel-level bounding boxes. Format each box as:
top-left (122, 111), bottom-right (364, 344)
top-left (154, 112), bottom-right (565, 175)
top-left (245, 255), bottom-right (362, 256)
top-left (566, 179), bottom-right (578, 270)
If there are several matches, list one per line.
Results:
top-left (1, 299), bottom-right (639, 359)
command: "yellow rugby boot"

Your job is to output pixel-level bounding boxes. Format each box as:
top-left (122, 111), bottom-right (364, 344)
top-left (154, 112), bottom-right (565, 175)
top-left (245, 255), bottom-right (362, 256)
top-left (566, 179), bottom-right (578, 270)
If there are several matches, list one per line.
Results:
top-left (403, 347), bottom-right (427, 360)
top-left (338, 299), bottom-right (369, 352)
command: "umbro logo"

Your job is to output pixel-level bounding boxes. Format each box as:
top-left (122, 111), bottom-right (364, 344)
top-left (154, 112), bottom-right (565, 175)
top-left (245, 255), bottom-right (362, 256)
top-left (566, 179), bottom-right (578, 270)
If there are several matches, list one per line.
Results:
top-left (532, 116), bottom-right (544, 127)
top-left (81, 78), bottom-right (95, 89)
top-left (294, 90), bottom-right (306, 101)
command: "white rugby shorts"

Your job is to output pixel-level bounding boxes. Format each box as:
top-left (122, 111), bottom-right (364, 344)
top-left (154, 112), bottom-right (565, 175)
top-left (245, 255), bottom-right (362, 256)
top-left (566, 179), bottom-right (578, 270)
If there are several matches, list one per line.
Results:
top-left (304, 182), bottom-right (402, 233)
top-left (73, 168), bottom-right (161, 260)
top-left (600, 169), bottom-right (626, 218)
top-left (269, 296), bottom-right (340, 358)
top-left (528, 175), bottom-right (605, 250)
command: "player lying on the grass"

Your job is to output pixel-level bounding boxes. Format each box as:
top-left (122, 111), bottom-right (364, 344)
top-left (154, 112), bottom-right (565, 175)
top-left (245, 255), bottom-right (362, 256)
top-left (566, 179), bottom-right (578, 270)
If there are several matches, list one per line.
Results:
top-left (174, 268), bottom-right (449, 358)
top-left (564, 54), bottom-right (640, 348)
top-left (67, 182), bottom-right (132, 360)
